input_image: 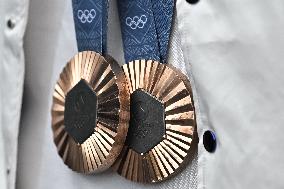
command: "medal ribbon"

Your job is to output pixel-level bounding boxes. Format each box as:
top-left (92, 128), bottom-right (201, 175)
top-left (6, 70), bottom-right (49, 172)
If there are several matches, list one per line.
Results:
top-left (72, 0), bottom-right (108, 54)
top-left (117, 0), bottom-right (175, 63)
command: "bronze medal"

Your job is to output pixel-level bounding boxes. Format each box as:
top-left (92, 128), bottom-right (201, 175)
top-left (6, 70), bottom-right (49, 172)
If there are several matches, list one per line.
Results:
top-left (113, 60), bottom-right (198, 183)
top-left (51, 51), bottom-right (130, 173)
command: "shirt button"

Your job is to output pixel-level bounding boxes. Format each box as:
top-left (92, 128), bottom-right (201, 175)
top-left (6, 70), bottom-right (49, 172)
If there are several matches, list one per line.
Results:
top-left (7, 19), bottom-right (16, 29)
top-left (186, 0), bottom-right (200, 4)
top-left (203, 130), bottom-right (217, 153)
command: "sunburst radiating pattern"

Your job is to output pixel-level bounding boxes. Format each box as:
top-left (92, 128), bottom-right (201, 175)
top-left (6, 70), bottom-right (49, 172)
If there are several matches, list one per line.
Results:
top-left (52, 51), bottom-right (130, 173)
top-left (113, 60), bottom-right (198, 183)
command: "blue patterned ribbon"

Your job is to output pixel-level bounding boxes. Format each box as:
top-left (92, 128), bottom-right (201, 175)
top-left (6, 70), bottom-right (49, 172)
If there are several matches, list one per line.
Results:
top-left (152, 0), bottom-right (175, 63)
top-left (72, 0), bottom-right (108, 54)
top-left (117, 0), bottom-right (175, 63)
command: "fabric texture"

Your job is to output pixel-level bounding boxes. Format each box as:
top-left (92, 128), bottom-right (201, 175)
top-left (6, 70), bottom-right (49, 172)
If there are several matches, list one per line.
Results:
top-left (72, 0), bottom-right (108, 53)
top-left (117, 0), bottom-right (160, 62)
top-left (177, 0), bottom-right (284, 189)
top-left (151, 0), bottom-right (174, 63)
top-left (0, 0), bottom-right (29, 188)
top-left (0, 1), bottom-right (7, 188)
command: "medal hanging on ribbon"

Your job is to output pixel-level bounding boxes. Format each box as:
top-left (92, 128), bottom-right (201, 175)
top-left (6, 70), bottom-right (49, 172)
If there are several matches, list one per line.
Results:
top-left (51, 0), bottom-right (130, 174)
top-left (113, 0), bottom-right (198, 183)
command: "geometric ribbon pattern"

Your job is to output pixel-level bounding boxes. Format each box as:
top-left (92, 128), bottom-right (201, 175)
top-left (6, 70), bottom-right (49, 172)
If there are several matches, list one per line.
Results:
top-left (151, 0), bottom-right (175, 63)
top-left (72, 0), bottom-right (108, 54)
top-left (118, 0), bottom-right (174, 63)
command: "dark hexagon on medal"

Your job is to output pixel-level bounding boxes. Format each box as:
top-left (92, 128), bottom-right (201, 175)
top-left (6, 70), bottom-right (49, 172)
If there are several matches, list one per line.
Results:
top-left (127, 89), bottom-right (165, 154)
top-left (64, 79), bottom-right (98, 144)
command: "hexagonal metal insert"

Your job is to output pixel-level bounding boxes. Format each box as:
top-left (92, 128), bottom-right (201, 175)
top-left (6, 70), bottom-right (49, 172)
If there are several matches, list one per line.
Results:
top-left (64, 79), bottom-right (98, 144)
top-left (126, 89), bottom-right (165, 154)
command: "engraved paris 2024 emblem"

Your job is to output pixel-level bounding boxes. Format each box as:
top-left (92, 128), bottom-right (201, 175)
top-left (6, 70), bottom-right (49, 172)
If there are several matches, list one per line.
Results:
top-left (64, 79), bottom-right (98, 144)
top-left (127, 89), bottom-right (165, 154)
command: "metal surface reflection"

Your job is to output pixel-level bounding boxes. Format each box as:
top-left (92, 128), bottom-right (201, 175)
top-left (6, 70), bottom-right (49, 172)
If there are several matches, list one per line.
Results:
top-left (51, 51), bottom-right (130, 173)
top-left (113, 60), bottom-right (198, 183)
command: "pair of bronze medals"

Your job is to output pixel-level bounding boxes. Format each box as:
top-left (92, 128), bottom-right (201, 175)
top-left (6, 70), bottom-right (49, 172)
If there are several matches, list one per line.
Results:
top-left (51, 0), bottom-right (197, 184)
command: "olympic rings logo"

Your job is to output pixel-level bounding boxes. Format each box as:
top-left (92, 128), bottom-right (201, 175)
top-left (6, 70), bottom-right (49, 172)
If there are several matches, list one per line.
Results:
top-left (77, 9), bottom-right (96, 23)
top-left (125, 15), bottom-right (148, 30)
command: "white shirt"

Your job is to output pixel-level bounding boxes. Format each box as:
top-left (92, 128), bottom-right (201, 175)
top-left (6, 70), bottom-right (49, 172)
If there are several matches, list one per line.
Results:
top-left (0, 0), bottom-right (28, 188)
top-left (0, 0), bottom-right (283, 189)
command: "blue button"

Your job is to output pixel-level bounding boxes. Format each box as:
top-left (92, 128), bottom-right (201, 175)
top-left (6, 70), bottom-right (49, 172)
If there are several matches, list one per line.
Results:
top-left (203, 130), bottom-right (217, 153)
top-left (186, 0), bottom-right (200, 4)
